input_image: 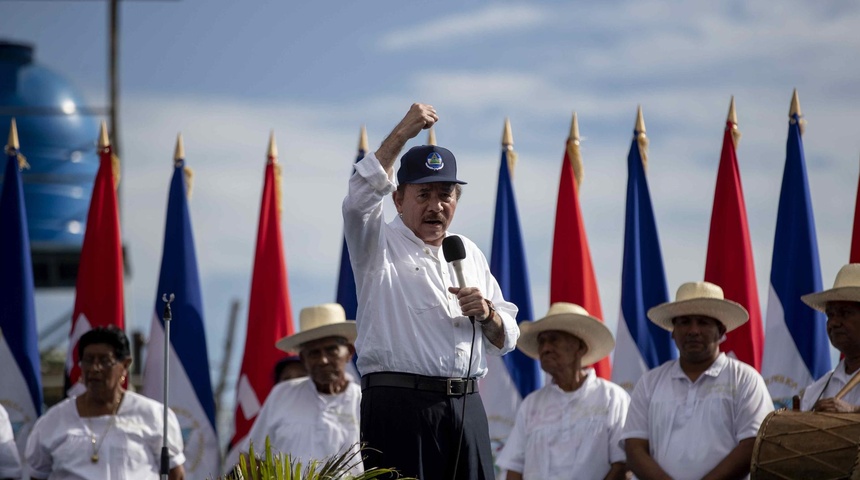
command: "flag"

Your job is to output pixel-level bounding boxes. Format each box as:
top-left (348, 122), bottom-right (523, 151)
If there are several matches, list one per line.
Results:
top-left (761, 90), bottom-right (830, 409)
top-left (550, 113), bottom-right (611, 379)
top-left (0, 119), bottom-right (43, 459)
top-left (335, 126), bottom-right (367, 322)
top-left (483, 119), bottom-right (542, 457)
top-left (704, 98), bottom-right (763, 370)
top-left (66, 121), bottom-right (124, 396)
top-left (851, 154), bottom-right (860, 263)
top-left (228, 132), bottom-right (295, 455)
top-left (142, 135), bottom-right (220, 478)
top-left (611, 107), bottom-right (676, 393)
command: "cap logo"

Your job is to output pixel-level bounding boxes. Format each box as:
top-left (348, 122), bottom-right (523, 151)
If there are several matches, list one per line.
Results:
top-left (425, 152), bottom-right (444, 171)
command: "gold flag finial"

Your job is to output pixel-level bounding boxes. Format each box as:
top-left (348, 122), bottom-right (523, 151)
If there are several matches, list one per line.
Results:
top-left (359, 125), bottom-right (369, 152)
top-left (267, 130), bottom-right (278, 163)
top-left (98, 120), bottom-right (110, 149)
top-left (635, 106), bottom-right (649, 171)
top-left (502, 118), bottom-right (514, 147)
top-left (727, 96), bottom-right (741, 148)
top-left (7, 118), bottom-right (19, 151)
top-left (427, 127), bottom-right (437, 146)
top-left (789, 89), bottom-right (805, 135)
top-left (174, 133), bottom-right (185, 163)
top-left (502, 118), bottom-right (518, 176)
top-left (567, 112), bottom-right (583, 190)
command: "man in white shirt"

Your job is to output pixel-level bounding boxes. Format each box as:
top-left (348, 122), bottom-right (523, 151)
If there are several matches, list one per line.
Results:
top-left (622, 281), bottom-right (773, 480)
top-left (497, 302), bottom-right (629, 480)
top-left (800, 263), bottom-right (860, 412)
top-left (343, 103), bottom-right (519, 479)
top-left (243, 304), bottom-right (361, 474)
top-left (0, 404), bottom-right (21, 480)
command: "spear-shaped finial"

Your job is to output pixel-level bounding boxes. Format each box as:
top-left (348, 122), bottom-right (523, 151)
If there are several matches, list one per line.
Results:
top-left (174, 133), bottom-right (185, 163)
top-left (789, 89), bottom-right (805, 135)
top-left (501, 118), bottom-right (518, 176)
top-left (98, 120), bottom-right (110, 149)
top-left (502, 118), bottom-right (513, 147)
top-left (727, 96), bottom-right (741, 148)
top-left (635, 106), bottom-right (649, 171)
top-left (267, 130), bottom-right (278, 163)
top-left (7, 118), bottom-right (19, 151)
top-left (359, 125), bottom-right (369, 152)
top-left (567, 112), bottom-right (584, 190)
top-left (427, 126), bottom-right (437, 146)
top-left (570, 111), bottom-right (580, 144)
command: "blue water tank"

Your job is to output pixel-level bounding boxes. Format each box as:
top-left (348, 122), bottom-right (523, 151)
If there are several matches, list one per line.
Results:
top-left (0, 40), bottom-right (100, 287)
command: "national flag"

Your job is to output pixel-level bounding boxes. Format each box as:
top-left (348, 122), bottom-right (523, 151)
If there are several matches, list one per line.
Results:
top-left (483, 119), bottom-right (542, 456)
top-left (66, 121), bottom-right (124, 396)
top-left (228, 132), bottom-right (295, 455)
top-left (611, 107), bottom-right (676, 393)
top-left (335, 126), bottom-right (367, 322)
top-left (761, 90), bottom-right (830, 409)
top-left (0, 119), bottom-right (43, 459)
top-left (704, 97), bottom-right (763, 370)
top-left (142, 135), bottom-right (220, 478)
top-left (549, 112), bottom-right (611, 379)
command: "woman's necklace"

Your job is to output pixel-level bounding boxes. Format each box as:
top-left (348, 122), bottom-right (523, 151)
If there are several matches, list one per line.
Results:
top-left (84, 392), bottom-right (123, 463)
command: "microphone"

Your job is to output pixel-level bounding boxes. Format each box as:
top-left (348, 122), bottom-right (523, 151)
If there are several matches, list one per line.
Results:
top-left (442, 235), bottom-right (473, 322)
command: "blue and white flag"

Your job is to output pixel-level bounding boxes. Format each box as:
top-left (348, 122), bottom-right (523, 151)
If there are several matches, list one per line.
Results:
top-left (0, 122), bottom-right (43, 462)
top-left (761, 92), bottom-right (830, 409)
top-left (484, 141), bottom-right (542, 457)
top-left (611, 114), bottom-right (676, 393)
top-left (142, 152), bottom-right (220, 479)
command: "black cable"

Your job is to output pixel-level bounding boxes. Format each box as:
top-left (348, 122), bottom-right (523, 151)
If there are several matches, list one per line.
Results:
top-left (450, 318), bottom-right (477, 480)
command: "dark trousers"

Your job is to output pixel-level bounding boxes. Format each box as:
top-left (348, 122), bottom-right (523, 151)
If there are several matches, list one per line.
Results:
top-left (360, 385), bottom-right (496, 480)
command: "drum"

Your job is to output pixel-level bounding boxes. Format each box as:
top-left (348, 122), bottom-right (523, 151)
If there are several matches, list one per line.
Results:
top-left (751, 410), bottom-right (860, 480)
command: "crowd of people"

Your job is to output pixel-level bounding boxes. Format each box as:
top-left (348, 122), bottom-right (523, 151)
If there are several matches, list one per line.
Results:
top-left (2, 104), bottom-right (860, 479)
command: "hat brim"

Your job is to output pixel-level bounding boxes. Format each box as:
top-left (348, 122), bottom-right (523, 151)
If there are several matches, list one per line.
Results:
top-left (801, 286), bottom-right (860, 312)
top-left (276, 322), bottom-right (357, 353)
top-left (403, 176), bottom-right (467, 185)
top-left (647, 298), bottom-right (748, 332)
top-left (517, 313), bottom-right (615, 367)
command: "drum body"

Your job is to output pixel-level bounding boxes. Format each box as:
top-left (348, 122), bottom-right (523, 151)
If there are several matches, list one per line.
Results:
top-left (752, 410), bottom-right (860, 480)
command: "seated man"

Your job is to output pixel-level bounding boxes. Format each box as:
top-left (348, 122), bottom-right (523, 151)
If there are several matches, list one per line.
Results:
top-left (800, 263), bottom-right (860, 411)
top-left (244, 303), bottom-right (361, 473)
top-left (622, 281), bottom-right (773, 480)
top-left (497, 302), bottom-right (629, 480)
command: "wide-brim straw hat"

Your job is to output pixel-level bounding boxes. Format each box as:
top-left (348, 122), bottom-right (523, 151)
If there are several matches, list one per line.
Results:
top-left (517, 302), bottom-right (615, 367)
top-left (276, 303), bottom-right (357, 353)
top-left (647, 281), bottom-right (748, 332)
top-left (802, 264), bottom-right (860, 312)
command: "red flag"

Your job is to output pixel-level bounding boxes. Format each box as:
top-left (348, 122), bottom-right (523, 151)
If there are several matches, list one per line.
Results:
top-left (704, 99), bottom-right (763, 370)
top-left (550, 114), bottom-right (611, 379)
top-left (66, 122), bottom-right (125, 395)
top-left (851, 158), bottom-right (860, 263)
top-left (230, 133), bottom-right (294, 448)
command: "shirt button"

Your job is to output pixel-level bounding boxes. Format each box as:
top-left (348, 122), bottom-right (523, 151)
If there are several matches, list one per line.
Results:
top-left (424, 248), bottom-right (430, 254)
top-left (454, 322), bottom-right (460, 327)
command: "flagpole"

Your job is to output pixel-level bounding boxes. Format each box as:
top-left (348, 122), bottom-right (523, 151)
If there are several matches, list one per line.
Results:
top-left (160, 292), bottom-right (174, 480)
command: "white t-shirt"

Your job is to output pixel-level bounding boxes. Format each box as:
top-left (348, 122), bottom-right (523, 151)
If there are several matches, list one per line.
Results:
top-left (25, 391), bottom-right (185, 480)
top-left (342, 152), bottom-right (520, 378)
top-left (621, 354), bottom-right (773, 480)
top-left (800, 359), bottom-right (860, 411)
top-left (497, 369), bottom-right (629, 479)
top-left (244, 377), bottom-right (362, 474)
top-left (0, 404), bottom-right (21, 479)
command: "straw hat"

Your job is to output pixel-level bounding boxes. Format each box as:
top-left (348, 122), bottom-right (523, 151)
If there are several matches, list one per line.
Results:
top-left (801, 264), bottom-right (860, 312)
top-left (647, 281), bottom-right (748, 332)
top-left (517, 302), bottom-right (615, 366)
top-left (276, 303), bottom-right (357, 353)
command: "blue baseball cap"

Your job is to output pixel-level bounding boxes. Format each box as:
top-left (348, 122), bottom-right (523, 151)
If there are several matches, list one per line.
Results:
top-left (397, 145), bottom-right (467, 185)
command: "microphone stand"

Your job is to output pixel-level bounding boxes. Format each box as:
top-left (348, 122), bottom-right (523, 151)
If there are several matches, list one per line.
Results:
top-left (160, 293), bottom-right (175, 480)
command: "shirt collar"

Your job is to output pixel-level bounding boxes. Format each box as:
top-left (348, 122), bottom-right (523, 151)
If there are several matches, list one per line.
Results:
top-left (549, 368), bottom-right (596, 397)
top-left (671, 352), bottom-right (728, 381)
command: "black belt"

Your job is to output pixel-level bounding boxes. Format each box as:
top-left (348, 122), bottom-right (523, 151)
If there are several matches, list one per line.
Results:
top-left (361, 372), bottom-right (479, 396)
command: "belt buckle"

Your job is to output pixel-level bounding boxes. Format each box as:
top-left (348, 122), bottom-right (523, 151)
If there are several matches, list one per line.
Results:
top-left (446, 378), bottom-right (461, 396)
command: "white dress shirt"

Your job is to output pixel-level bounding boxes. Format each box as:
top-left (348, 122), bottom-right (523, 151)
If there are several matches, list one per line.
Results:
top-left (497, 369), bottom-right (629, 479)
top-left (800, 359), bottom-right (860, 411)
top-left (342, 152), bottom-right (519, 378)
top-left (621, 353), bottom-right (773, 480)
top-left (0, 404), bottom-right (21, 479)
top-left (244, 377), bottom-right (362, 474)
top-left (25, 391), bottom-right (185, 480)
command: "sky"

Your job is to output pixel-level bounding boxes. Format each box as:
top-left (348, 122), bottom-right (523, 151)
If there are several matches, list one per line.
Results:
top-left (3, 0), bottom-right (860, 441)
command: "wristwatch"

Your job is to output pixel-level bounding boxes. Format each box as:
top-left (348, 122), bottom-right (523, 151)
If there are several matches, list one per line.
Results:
top-left (479, 299), bottom-right (496, 325)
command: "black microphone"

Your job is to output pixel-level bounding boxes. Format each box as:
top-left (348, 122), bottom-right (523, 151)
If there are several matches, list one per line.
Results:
top-left (442, 235), bottom-right (473, 322)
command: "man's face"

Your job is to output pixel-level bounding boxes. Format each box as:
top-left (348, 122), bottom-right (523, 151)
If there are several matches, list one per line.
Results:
top-left (672, 315), bottom-right (725, 364)
top-left (393, 182), bottom-right (458, 246)
top-left (825, 301), bottom-right (860, 356)
top-left (299, 336), bottom-right (353, 388)
top-left (536, 330), bottom-right (587, 377)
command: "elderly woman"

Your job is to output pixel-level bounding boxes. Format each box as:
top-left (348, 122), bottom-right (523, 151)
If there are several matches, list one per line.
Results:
top-left (26, 326), bottom-right (186, 479)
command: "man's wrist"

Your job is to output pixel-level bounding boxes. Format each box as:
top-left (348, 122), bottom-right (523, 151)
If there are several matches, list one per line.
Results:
top-left (479, 299), bottom-right (496, 325)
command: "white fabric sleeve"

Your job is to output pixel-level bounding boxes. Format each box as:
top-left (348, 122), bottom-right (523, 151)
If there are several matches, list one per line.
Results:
top-left (24, 416), bottom-right (51, 479)
top-left (342, 152), bottom-right (395, 275)
top-left (608, 388), bottom-right (631, 464)
top-left (733, 367), bottom-right (774, 442)
top-left (0, 406), bottom-right (21, 478)
top-left (472, 245), bottom-right (519, 355)
top-left (495, 396), bottom-right (529, 474)
top-left (619, 373), bottom-right (651, 443)
top-left (167, 407), bottom-right (187, 469)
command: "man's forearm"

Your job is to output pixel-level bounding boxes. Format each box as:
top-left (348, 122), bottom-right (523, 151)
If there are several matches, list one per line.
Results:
top-left (701, 437), bottom-right (755, 480)
top-left (604, 462), bottom-right (630, 480)
top-left (480, 315), bottom-right (506, 349)
top-left (625, 439), bottom-right (673, 480)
